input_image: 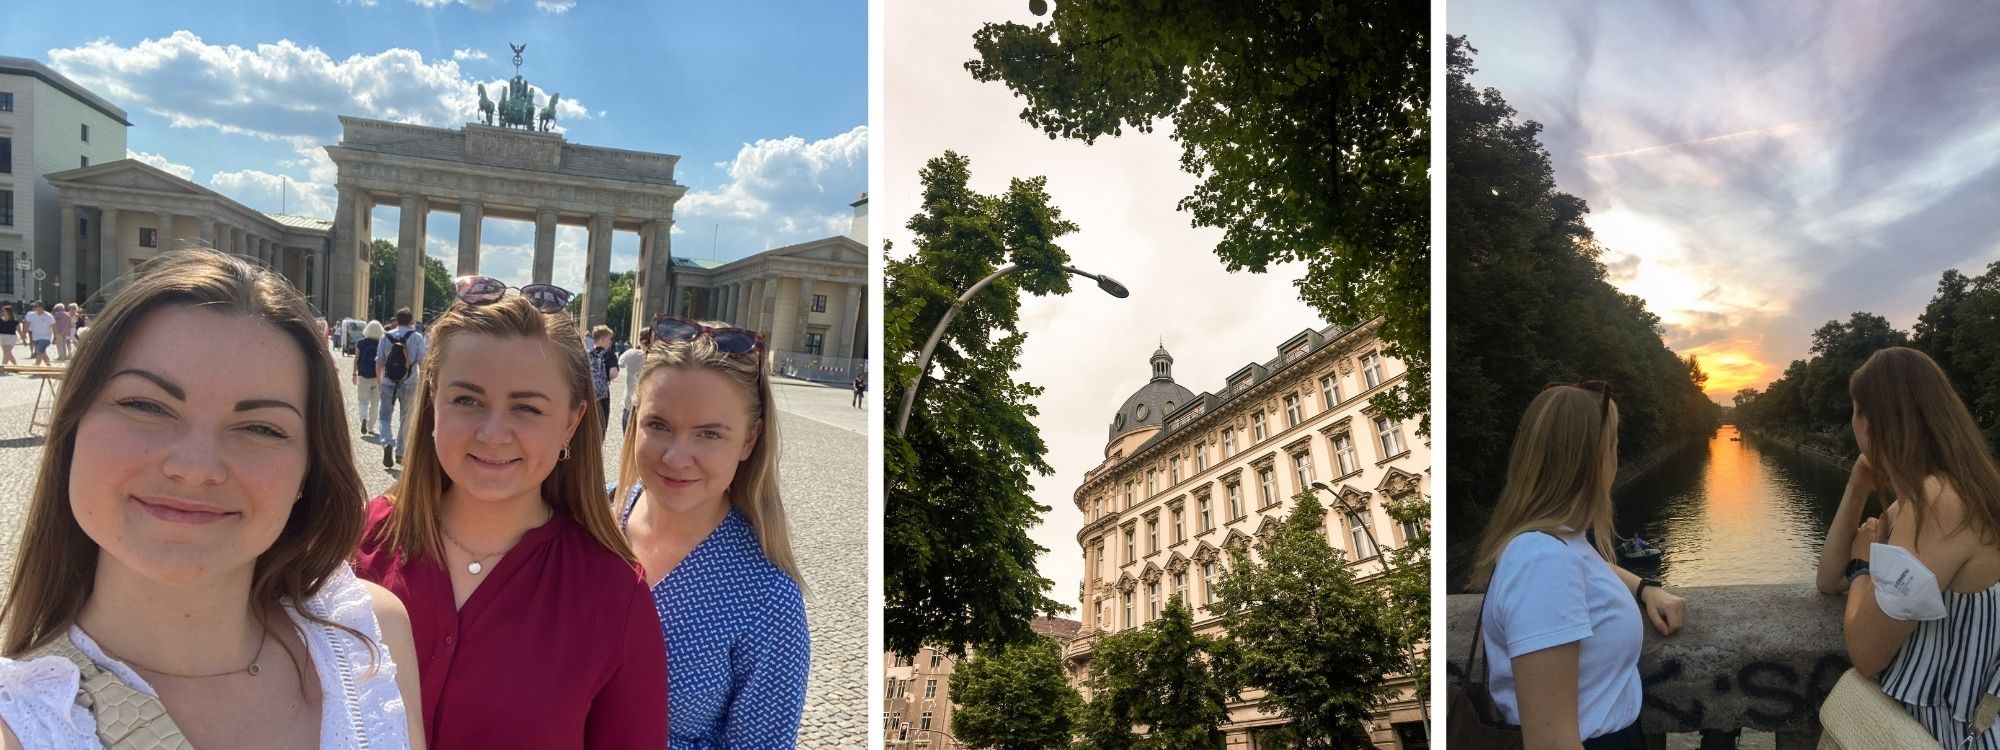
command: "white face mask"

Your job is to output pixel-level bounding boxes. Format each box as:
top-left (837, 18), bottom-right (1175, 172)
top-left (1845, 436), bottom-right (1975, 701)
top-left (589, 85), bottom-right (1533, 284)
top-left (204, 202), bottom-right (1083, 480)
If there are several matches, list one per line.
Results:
top-left (1871, 543), bottom-right (1947, 622)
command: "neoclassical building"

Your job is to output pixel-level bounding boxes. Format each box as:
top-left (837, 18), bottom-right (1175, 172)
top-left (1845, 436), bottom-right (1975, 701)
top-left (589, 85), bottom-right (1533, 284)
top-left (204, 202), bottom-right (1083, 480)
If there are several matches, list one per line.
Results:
top-left (46, 160), bottom-right (329, 303)
top-left (881, 617), bottom-right (1081, 749)
top-left (1067, 321), bottom-right (1429, 749)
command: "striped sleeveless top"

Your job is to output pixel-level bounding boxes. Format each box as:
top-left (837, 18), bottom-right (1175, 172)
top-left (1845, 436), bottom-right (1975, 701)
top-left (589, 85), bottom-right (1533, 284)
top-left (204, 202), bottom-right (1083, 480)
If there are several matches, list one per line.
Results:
top-left (1878, 582), bottom-right (2000, 748)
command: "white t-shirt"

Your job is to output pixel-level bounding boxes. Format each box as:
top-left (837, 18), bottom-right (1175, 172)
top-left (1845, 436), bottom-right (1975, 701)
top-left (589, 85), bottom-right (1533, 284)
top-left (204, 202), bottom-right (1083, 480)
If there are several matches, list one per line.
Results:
top-left (1481, 530), bottom-right (1644, 740)
top-left (619, 348), bottom-right (646, 406)
top-left (23, 311), bottom-right (54, 340)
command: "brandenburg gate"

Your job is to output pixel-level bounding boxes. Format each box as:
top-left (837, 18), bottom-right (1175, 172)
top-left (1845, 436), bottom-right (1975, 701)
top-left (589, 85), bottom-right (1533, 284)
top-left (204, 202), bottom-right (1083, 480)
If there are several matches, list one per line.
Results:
top-left (324, 49), bottom-right (685, 333)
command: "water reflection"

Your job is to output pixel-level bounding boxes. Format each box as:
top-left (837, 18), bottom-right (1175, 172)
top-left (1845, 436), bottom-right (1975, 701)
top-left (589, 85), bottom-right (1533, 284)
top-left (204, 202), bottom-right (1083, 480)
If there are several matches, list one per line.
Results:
top-left (1613, 425), bottom-right (1852, 587)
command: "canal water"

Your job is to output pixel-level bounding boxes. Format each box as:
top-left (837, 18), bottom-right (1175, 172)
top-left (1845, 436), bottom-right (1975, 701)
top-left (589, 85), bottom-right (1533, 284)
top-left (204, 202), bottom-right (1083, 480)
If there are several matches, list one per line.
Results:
top-left (1612, 424), bottom-right (1852, 587)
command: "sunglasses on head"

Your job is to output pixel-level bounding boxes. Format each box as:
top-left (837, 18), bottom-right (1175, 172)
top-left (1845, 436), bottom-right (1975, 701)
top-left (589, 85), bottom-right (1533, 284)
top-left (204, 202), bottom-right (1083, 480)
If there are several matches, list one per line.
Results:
top-left (651, 314), bottom-right (765, 359)
top-left (1545, 380), bottom-right (1613, 423)
top-left (453, 275), bottom-right (575, 315)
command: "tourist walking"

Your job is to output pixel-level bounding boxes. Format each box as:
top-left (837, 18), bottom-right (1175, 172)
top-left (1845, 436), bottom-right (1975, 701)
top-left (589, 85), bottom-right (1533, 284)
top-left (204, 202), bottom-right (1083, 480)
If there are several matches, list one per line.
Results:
top-left (0, 306), bottom-right (20, 368)
top-left (587, 325), bottom-right (618, 439)
top-left (0, 249), bottom-right (422, 749)
top-left (355, 320), bottom-right (385, 436)
top-left (615, 315), bottom-right (810, 746)
top-left (23, 301), bottom-right (55, 367)
top-left (1815, 347), bottom-right (2000, 748)
top-left (618, 328), bottom-right (651, 433)
top-left (50, 303), bottom-right (72, 361)
top-left (1466, 382), bottom-right (1687, 749)
top-left (852, 370), bottom-right (866, 409)
top-left (376, 308), bottom-right (427, 468)
top-left (354, 281), bottom-right (666, 749)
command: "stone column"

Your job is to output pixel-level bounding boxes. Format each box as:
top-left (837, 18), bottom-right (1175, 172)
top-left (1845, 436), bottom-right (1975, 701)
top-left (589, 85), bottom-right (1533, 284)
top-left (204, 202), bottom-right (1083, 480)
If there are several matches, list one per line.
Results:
top-left (98, 207), bottom-right (122, 292)
top-left (156, 211), bottom-right (176, 253)
top-left (330, 188), bottom-right (358, 320)
top-left (456, 202), bottom-right (483, 276)
top-left (234, 227), bottom-right (248, 257)
top-left (640, 217), bottom-right (673, 329)
top-left (532, 209), bottom-right (558, 285)
top-left (732, 283), bottom-right (745, 325)
top-left (835, 283), bottom-right (862, 358)
top-left (744, 278), bottom-right (764, 332)
top-left (201, 219), bottom-right (218, 250)
top-left (396, 195), bottom-right (429, 317)
top-left (722, 284), bottom-right (737, 324)
top-left (260, 237), bottom-right (273, 267)
top-left (769, 278), bottom-right (800, 354)
top-left (584, 214), bottom-right (614, 330)
top-left (58, 201), bottom-right (76, 301)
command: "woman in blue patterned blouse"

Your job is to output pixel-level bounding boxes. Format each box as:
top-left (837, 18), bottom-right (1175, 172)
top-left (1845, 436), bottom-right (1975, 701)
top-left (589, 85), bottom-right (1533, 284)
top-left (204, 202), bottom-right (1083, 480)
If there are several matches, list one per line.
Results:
top-left (614, 317), bottom-right (809, 747)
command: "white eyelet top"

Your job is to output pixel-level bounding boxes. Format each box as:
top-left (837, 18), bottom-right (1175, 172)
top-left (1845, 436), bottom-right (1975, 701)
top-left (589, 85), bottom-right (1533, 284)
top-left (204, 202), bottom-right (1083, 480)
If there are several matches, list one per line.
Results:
top-left (0, 563), bottom-right (410, 749)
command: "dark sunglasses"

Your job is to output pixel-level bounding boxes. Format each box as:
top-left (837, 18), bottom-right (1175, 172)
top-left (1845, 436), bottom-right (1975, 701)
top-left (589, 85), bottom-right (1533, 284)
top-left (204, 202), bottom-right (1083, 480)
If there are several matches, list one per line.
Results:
top-left (651, 314), bottom-right (765, 359)
top-left (1545, 380), bottom-right (1612, 423)
top-left (453, 275), bottom-right (575, 315)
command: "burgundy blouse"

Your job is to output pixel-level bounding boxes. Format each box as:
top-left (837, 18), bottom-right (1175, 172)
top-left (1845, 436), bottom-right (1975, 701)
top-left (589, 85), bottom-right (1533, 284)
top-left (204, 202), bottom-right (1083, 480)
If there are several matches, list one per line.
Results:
top-left (355, 497), bottom-right (668, 749)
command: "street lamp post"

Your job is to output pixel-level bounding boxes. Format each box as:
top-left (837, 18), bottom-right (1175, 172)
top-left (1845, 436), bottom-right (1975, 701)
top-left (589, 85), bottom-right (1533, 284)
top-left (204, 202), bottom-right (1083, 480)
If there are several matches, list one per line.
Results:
top-left (1310, 481), bottom-right (1431, 739)
top-left (893, 263), bottom-right (1128, 437)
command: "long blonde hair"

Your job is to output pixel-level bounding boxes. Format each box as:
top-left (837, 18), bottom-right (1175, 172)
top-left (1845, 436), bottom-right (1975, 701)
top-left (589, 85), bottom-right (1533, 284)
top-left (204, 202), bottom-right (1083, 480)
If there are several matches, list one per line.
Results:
top-left (2, 249), bottom-right (367, 657)
top-left (372, 296), bottom-right (635, 565)
top-left (1850, 347), bottom-right (2000, 547)
top-left (1470, 384), bottom-right (1621, 590)
top-left (614, 328), bottom-right (803, 588)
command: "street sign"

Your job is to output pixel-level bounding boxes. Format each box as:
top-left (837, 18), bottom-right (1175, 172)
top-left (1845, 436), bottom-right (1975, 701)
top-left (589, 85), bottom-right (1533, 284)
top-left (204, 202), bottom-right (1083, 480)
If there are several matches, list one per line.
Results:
top-left (31, 269), bottom-right (46, 281)
top-left (13, 259), bottom-right (28, 271)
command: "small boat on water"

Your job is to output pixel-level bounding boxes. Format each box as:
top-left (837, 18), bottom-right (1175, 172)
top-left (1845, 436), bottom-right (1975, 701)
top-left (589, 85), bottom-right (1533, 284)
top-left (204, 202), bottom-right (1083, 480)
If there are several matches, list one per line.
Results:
top-left (1621, 547), bottom-right (1662, 561)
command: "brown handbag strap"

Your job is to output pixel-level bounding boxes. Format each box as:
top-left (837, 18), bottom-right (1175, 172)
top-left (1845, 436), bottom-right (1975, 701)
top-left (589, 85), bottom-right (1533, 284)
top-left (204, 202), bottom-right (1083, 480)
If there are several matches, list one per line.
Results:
top-left (25, 635), bottom-right (195, 750)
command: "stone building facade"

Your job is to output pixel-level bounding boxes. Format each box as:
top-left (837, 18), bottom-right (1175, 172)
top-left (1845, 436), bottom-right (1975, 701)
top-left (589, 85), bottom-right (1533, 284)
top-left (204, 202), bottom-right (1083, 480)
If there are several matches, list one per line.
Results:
top-left (1067, 320), bottom-right (1430, 749)
top-left (881, 617), bottom-right (1082, 749)
top-left (0, 56), bottom-right (131, 304)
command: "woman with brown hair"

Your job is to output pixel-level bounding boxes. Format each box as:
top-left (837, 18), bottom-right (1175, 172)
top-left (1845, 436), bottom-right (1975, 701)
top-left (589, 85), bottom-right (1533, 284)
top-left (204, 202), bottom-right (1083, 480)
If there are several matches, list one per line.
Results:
top-left (1468, 382), bottom-right (1688, 750)
top-left (353, 278), bottom-right (666, 749)
top-left (0, 248), bottom-right (422, 749)
top-left (614, 316), bottom-right (810, 746)
top-left (1816, 346), bottom-right (2000, 747)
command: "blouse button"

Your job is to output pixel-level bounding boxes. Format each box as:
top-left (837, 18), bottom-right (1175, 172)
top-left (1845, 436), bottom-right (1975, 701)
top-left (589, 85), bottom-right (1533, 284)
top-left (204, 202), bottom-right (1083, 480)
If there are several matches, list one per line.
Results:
top-left (444, 635), bottom-right (455, 646)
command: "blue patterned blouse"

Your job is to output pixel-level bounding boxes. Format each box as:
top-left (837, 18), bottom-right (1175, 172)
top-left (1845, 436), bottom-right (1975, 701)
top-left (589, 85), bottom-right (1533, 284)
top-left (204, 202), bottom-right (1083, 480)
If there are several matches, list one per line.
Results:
top-left (620, 487), bottom-right (811, 748)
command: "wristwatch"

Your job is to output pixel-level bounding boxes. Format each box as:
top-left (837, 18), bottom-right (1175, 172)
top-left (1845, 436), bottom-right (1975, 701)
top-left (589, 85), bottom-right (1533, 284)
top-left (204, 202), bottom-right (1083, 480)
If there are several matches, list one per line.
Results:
top-left (1845, 558), bottom-right (1871, 583)
top-left (1634, 577), bottom-right (1662, 609)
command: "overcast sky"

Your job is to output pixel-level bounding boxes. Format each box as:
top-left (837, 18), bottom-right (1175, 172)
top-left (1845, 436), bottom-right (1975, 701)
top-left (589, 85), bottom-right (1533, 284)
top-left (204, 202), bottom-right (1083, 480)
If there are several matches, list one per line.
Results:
top-left (8, 0), bottom-right (864, 295)
top-left (883, 3), bottom-right (1321, 613)
top-left (1451, 1), bottom-right (2000, 402)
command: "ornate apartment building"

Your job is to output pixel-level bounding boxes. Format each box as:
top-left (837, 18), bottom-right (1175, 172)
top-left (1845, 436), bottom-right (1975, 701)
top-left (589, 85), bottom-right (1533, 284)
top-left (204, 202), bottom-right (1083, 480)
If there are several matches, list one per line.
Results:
top-left (1067, 320), bottom-right (1429, 749)
top-left (881, 617), bottom-right (1082, 749)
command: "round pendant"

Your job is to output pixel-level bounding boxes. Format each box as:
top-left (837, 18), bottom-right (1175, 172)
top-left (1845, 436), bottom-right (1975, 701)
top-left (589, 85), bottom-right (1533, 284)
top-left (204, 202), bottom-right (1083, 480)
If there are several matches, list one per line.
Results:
top-left (468, 561), bottom-right (483, 575)
top-left (247, 663), bottom-right (261, 677)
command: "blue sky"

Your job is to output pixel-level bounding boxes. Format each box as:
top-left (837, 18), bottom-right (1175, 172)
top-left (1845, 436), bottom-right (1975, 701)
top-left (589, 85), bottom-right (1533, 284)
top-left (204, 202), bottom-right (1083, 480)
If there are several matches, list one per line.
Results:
top-left (1451, 1), bottom-right (2000, 402)
top-left (5, 0), bottom-right (866, 291)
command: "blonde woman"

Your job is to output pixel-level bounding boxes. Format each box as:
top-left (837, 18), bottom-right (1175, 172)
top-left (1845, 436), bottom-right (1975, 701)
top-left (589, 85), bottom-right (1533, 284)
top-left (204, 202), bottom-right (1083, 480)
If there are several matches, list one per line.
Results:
top-left (615, 315), bottom-right (810, 746)
top-left (354, 320), bottom-right (385, 436)
top-left (1470, 382), bottom-right (1688, 750)
top-left (0, 249), bottom-right (421, 749)
top-left (1815, 347), bottom-right (2000, 747)
top-left (354, 278), bottom-right (665, 749)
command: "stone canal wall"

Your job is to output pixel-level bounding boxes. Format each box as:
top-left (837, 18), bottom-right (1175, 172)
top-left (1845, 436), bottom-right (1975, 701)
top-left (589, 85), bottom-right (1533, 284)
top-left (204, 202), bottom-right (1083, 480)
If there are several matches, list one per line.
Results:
top-left (1447, 584), bottom-right (1848, 749)
top-left (1611, 435), bottom-right (1703, 491)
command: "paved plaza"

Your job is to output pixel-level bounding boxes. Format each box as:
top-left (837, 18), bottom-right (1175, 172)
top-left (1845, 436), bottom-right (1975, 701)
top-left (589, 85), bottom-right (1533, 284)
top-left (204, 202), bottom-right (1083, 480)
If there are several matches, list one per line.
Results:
top-left (0, 349), bottom-right (869, 747)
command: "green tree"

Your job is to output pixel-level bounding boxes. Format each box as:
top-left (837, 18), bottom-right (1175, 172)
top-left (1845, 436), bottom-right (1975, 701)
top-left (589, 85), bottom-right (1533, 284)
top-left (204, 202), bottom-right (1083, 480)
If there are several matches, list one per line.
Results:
top-left (1078, 598), bottom-right (1233, 750)
top-left (1213, 492), bottom-right (1404, 748)
top-left (966, 0), bottom-right (1431, 432)
top-left (885, 151), bottom-right (1076, 657)
top-left (365, 240), bottom-right (452, 322)
top-left (951, 638), bottom-right (1081, 750)
top-left (563, 270), bottom-right (636, 336)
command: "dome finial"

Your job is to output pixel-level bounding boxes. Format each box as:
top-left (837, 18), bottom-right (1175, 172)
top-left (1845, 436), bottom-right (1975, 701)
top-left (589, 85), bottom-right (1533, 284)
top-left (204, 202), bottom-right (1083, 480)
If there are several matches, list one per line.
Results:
top-left (1150, 341), bottom-right (1173, 381)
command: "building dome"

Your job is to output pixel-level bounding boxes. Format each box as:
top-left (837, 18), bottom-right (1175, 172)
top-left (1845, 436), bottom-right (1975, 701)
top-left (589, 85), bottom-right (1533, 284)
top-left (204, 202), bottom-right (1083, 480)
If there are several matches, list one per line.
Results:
top-left (1108, 344), bottom-right (1196, 441)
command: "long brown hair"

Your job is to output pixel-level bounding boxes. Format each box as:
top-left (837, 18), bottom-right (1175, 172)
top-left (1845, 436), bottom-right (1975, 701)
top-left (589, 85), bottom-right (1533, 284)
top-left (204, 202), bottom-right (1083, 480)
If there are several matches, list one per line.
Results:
top-left (1, 249), bottom-right (367, 656)
top-left (613, 328), bottom-right (803, 588)
top-left (1850, 346), bottom-right (2000, 547)
top-left (373, 296), bottom-right (635, 564)
top-left (1470, 385), bottom-right (1621, 590)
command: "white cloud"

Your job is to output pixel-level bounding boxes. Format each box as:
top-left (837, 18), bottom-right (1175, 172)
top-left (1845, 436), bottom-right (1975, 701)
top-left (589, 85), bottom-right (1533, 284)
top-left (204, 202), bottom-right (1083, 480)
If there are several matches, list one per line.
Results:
top-left (676, 126), bottom-right (866, 258)
top-left (536, 0), bottom-right (576, 13)
top-left (127, 150), bottom-right (194, 180)
top-left (452, 48), bottom-right (488, 61)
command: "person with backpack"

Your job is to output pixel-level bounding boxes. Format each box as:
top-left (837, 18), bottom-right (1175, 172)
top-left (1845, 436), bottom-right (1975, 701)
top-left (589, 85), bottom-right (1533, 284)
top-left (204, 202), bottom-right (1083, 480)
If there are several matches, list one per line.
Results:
top-left (355, 320), bottom-right (385, 436)
top-left (376, 307), bottom-right (429, 468)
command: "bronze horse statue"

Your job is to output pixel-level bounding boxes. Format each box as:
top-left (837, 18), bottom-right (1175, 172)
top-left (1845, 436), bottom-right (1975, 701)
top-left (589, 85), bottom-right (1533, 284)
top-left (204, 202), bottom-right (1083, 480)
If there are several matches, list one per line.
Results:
top-left (538, 93), bottom-right (560, 132)
top-left (477, 84), bottom-right (495, 126)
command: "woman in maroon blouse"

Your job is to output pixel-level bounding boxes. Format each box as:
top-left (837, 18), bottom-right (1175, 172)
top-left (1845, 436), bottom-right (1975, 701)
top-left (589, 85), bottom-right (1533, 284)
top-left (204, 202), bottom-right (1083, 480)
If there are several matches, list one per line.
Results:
top-left (353, 286), bottom-right (666, 749)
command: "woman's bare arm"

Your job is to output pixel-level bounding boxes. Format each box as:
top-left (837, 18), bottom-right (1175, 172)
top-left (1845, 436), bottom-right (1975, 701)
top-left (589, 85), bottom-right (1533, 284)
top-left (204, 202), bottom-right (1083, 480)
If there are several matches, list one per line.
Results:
top-left (1513, 643), bottom-right (1588, 750)
top-left (1819, 455), bottom-right (1877, 594)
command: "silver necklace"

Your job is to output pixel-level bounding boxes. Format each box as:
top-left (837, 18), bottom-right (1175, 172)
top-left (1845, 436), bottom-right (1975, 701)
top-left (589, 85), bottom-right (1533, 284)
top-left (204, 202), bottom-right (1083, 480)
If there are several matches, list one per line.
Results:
top-left (439, 507), bottom-right (552, 575)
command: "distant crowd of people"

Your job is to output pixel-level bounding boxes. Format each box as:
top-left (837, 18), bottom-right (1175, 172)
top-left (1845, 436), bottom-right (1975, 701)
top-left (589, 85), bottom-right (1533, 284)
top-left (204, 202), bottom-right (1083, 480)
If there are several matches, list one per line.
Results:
top-left (0, 300), bottom-right (84, 369)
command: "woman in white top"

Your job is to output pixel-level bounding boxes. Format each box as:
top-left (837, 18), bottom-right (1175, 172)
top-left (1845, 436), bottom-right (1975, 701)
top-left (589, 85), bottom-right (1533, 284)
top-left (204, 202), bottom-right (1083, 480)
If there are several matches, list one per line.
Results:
top-left (1470, 382), bottom-right (1688, 749)
top-left (0, 249), bottom-right (424, 749)
top-left (1815, 347), bottom-right (2000, 747)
